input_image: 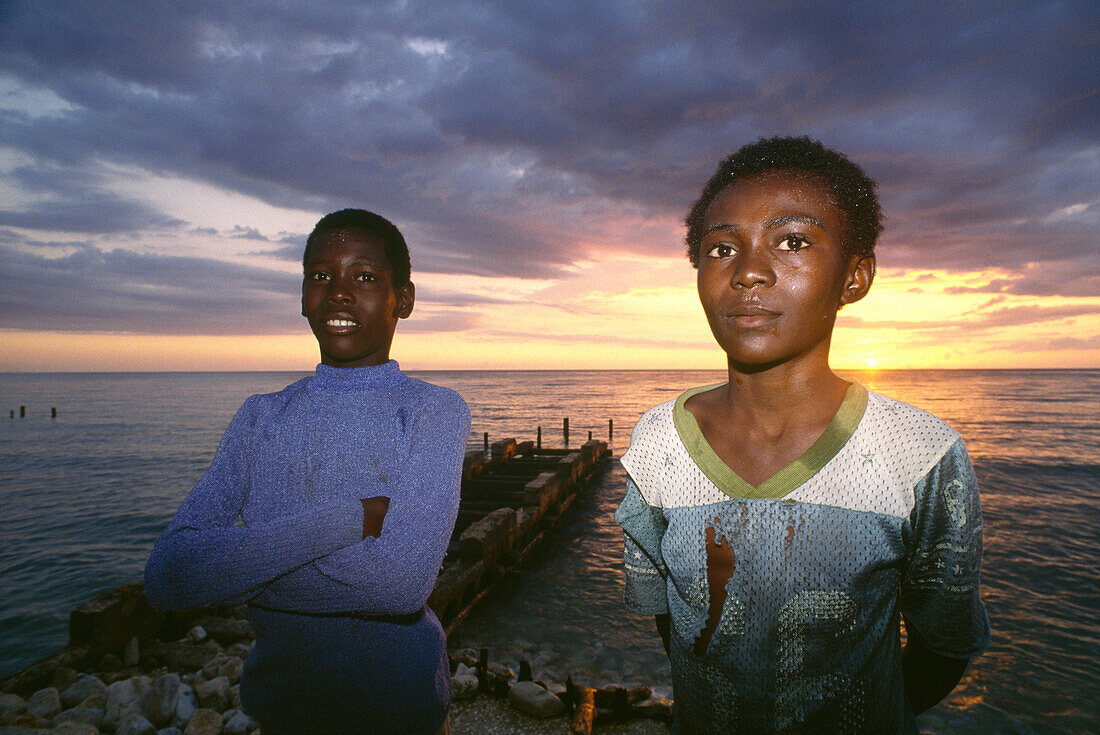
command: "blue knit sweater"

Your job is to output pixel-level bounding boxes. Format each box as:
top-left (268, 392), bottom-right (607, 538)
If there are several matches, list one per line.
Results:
top-left (144, 361), bottom-right (470, 733)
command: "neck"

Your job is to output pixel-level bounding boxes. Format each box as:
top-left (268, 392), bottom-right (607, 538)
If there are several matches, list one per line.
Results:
top-left (721, 356), bottom-right (849, 430)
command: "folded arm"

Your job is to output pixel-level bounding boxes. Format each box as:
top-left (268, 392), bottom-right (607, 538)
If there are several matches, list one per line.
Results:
top-left (251, 392), bottom-right (471, 614)
top-left (144, 397), bottom-right (363, 610)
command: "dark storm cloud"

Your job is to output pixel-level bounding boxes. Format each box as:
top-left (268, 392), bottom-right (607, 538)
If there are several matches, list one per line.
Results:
top-left (0, 0), bottom-right (1096, 331)
top-left (0, 244), bottom-right (481, 335)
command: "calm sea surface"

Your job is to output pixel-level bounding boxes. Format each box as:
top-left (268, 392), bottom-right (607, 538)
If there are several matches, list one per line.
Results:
top-left (0, 369), bottom-right (1097, 734)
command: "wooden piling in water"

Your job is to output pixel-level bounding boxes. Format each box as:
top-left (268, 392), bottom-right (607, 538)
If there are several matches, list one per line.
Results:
top-left (609, 418), bottom-right (613, 444)
top-left (483, 432), bottom-right (489, 454)
top-left (563, 417), bottom-right (569, 447)
top-left (537, 425), bottom-right (542, 448)
top-left (20, 405), bottom-right (26, 418)
top-left (431, 430), bottom-right (612, 634)
top-left (51, 407), bottom-right (57, 418)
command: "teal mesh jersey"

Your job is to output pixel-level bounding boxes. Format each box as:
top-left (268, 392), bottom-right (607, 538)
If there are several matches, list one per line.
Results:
top-left (615, 383), bottom-right (989, 734)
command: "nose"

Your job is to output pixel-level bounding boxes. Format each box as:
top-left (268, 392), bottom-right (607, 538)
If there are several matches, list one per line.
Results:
top-left (326, 275), bottom-right (354, 304)
top-left (731, 246), bottom-right (774, 289)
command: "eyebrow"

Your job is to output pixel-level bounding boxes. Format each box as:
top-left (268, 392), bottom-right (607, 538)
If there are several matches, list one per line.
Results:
top-left (763, 214), bottom-right (824, 229)
top-left (703, 214), bottom-right (825, 237)
top-left (305, 257), bottom-right (385, 267)
top-left (702, 223), bottom-right (742, 237)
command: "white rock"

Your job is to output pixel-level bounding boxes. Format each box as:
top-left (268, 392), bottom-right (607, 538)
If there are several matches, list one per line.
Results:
top-left (194, 676), bottom-right (229, 713)
top-left (26, 687), bottom-right (61, 720)
top-left (118, 712), bottom-right (158, 735)
top-left (454, 663), bottom-right (476, 679)
top-left (451, 674), bottom-right (479, 701)
top-left (60, 676), bottom-right (106, 710)
top-left (221, 710), bottom-right (255, 735)
top-left (185, 627), bottom-right (207, 644)
top-left (104, 676), bottom-right (152, 731)
top-left (51, 721), bottom-right (100, 734)
top-left (228, 686), bottom-right (240, 711)
top-left (142, 673), bottom-right (182, 727)
top-left (53, 701), bottom-right (105, 729)
top-left (123, 636), bottom-right (141, 668)
top-left (0, 692), bottom-right (26, 719)
top-left (170, 685), bottom-right (196, 729)
top-left (508, 681), bottom-right (565, 719)
top-left (182, 707), bottom-right (223, 735)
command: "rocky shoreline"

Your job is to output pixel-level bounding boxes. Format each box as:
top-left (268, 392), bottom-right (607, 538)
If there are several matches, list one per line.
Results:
top-left (0, 589), bottom-right (671, 734)
top-left (0, 437), bottom-right (676, 733)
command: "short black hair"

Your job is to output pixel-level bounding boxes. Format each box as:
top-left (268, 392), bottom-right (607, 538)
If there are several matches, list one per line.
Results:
top-left (303, 209), bottom-right (412, 287)
top-left (684, 136), bottom-right (882, 266)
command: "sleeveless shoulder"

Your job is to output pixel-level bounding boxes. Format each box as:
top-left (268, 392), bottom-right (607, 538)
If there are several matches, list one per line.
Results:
top-left (861, 391), bottom-right (960, 492)
top-left (621, 398), bottom-right (685, 508)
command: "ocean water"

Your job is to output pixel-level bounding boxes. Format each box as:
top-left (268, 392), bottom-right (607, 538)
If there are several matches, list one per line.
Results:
top-left (0, 369), bottom-right (1097, 734)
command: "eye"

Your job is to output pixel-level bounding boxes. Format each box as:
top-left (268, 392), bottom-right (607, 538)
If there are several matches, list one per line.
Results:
top-left (355, 272), bottom-right (377, 282)
top-left (307, 270), bottom-right (330, 281)
top-left (777, 235), bottom-right (808, 252)
top-left (705, 242), bottom-right (736, 258)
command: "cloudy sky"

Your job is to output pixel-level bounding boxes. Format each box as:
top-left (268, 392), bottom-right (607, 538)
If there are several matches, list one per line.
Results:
top-left (0, 0), bottom-right (1096, 371)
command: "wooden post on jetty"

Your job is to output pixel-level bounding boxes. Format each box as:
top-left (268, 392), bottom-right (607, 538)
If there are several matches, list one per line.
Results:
top-left (537, 426), bottom-right (542, 449)
top-left (51, 407), bottom-right (57, 419)
top-left (568, 678), bottom-right (596, 734)
top-left (483, 432), bottom-right (489, 455)
top-left (20, 405), bottom-right (25, 418)
top-left (609, 418), bottom-right (613, 444)
top-left (563, 417), bottom-right (569, 447)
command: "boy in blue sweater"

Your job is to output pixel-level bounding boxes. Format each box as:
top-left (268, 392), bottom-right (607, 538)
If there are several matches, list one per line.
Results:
top-left (616, 138), bottom-right (988, 733)
top-left (146, 209), bottom-right (470, 735)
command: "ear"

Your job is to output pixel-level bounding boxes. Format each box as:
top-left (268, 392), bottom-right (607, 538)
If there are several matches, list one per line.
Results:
top-left (395, 282), bottom-right (415, 319)
top-left (839, 254), bottom-right (875, 307)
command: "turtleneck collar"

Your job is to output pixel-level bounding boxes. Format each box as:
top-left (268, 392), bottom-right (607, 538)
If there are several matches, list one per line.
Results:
top-left (310, 360), bottom-right (404, 392)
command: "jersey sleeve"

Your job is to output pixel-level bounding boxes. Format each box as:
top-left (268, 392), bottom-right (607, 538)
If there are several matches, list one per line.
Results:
top-left (250, 390), bottom-right (471, 614)
top-left (143, 396), bottom-right (364, 610)
top-left (614, 476), bottom-right (670, 615)
top-left (899, 438), bottom-right (990, 658)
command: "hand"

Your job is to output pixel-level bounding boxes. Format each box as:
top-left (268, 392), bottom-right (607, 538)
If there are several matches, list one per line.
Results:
top-left (361, 496), bottom-right (391, 539)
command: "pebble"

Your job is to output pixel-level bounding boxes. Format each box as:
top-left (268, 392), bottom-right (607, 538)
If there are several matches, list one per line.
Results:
top-left (508, 681), bottom-right (565, 718)
top-left (0, 693), bottom-right (25, 722)
top-left (450, 695), bottom-right (671, 734)
top-left (53, 700), bottom-right (105, 729)
top-left (451, 673), bottom-right (479, 701)
top-left (118, 712), bottom-right (158, 735)
top-left (104, 676), bottom-right (151, 730)
top-left (52, 722), bottom-right (100, 735)
top-left (182, 708), bottom-right (223, 735)
top-left (25, 687), bottom-right (61, 720)
top-left (194, 676), bottom-right (230, 712)
top-left (0, 602), bottom-right (672, 735)
top-left (123, 637), bottom-right (141, 667)
top-left (61, 675), bottom-right (106, 709)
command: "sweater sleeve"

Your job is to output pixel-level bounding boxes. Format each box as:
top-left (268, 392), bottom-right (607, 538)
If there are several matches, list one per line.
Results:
top-left (250, 389), bottom-right (471, 614)
top-left (144, 396), bottom-right (364, 610)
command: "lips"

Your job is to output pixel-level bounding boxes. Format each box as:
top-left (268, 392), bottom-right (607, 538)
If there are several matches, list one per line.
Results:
top-left (725, 304), bottom-right (779, 327)
top-left (321, 313), bottom-right (360, 334)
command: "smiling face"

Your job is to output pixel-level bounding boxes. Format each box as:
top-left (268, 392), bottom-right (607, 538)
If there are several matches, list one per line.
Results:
top-left (301, 228), bottom-right (414, 369)
top-left (697, 171), bottom-right (874, 372)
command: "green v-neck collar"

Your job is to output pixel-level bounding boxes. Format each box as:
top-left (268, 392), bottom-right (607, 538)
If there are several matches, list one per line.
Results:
top-left (673, 381), bottom-right (868, 500)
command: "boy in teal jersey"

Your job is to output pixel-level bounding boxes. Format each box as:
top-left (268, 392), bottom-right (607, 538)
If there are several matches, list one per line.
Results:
top-left (615, 137), bottom-right (988, 734)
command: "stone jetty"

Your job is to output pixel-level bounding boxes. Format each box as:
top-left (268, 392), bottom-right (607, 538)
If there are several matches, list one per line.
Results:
top-left (0, 434), bottom-right (673, 732)
top-left (432, 438), bottom-right (611, 632)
